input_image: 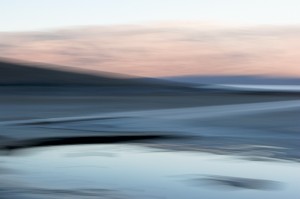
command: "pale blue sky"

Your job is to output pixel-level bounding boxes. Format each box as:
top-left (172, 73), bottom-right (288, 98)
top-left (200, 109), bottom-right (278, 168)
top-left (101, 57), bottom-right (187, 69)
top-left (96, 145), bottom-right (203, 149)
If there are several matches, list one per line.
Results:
top-left (1, 0), bottom-right (300, 31)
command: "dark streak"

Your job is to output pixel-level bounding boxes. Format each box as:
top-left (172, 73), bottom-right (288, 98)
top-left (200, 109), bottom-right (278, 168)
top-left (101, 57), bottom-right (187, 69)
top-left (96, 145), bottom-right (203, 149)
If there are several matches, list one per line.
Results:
top-left (192, 175), bottom-right (283, 190)
top-left (19, 116), bottom-right (129, 125)
top-left (1, 135), bottom-right (174, 152)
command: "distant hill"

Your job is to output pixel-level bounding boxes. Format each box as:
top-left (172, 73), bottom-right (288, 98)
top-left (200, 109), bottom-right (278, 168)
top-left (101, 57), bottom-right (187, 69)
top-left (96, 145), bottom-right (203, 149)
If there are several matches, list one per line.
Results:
top-left (0, 59), bottom-right (200, 96)
top-left (165, 75), bottom-right (300, 85)
top-left (0, 60), bottom-right (136, 86)
top-left (0, 59), bottom-right (186, 89)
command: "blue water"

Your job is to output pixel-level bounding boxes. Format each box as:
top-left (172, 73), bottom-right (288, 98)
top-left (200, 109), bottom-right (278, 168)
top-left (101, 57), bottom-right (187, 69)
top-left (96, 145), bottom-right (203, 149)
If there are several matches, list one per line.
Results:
top-left (200, 84), bottom-right (300, 92)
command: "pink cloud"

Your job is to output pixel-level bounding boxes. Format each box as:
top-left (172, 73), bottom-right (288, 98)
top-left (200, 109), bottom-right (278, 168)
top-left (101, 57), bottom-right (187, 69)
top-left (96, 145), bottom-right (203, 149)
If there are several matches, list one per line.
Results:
top-left (1, 23), bottom-right (300, 77)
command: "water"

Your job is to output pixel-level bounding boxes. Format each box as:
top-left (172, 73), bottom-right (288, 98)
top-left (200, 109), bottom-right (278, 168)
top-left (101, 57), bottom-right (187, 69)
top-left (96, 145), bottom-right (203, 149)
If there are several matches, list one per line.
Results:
top-left (1, 144), bottom-right (299, 199)
top-left (200, 84), bottom-right (300, 92)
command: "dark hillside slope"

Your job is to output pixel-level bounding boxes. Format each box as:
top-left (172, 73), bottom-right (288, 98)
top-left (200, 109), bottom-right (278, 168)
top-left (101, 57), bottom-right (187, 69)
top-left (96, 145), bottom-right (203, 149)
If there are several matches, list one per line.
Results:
top-left (0, 60), bottom-right (187, 89)
top-left (0, 60), bottom-right (142, 86)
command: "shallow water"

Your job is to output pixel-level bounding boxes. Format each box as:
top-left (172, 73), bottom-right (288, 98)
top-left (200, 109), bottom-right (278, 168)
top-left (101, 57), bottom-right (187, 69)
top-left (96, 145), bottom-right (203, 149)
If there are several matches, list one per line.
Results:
top-left (1, 144), bottom-right (299, 199)
top-left (203, 84), bottom-right (300, 92)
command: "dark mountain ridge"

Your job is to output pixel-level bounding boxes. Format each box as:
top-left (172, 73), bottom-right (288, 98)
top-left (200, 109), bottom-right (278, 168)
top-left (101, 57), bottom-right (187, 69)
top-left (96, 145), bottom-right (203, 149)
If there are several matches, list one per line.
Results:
top-left (0, 59), bottom-right (200, 96)
top-left (0, 59), bottom-right (187, 88)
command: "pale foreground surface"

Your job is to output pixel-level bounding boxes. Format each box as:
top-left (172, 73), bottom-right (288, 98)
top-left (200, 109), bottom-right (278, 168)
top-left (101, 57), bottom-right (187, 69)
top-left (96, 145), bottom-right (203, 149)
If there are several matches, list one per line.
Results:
top-left (1, 144), bottom-right (299, 199)
top-left (0, 93), bottom-right (300, 198)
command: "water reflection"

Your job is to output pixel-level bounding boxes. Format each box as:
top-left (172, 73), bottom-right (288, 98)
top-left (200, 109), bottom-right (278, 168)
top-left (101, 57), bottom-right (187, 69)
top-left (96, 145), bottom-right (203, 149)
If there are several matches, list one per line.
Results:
top-left (1, 144), bottom-right (299, 199)
top-left (191, 175), bottom-right (283, 190)
top-left (0, 187), bottom-right (126, 199)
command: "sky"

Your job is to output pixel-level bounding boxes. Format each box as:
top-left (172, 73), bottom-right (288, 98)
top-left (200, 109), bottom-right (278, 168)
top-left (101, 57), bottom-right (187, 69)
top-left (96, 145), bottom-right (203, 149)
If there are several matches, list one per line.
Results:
top-left (1, 0), bottom-right (300, 77)
top-left (1, 0), bottom-right (300, 31)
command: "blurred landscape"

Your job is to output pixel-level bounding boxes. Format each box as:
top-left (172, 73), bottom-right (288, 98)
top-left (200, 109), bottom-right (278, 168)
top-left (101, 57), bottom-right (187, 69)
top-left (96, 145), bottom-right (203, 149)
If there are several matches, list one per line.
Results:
top-left (1, 55), bottom-right (300, 199)
top-left (1, 2), bottom-right (300, 197)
